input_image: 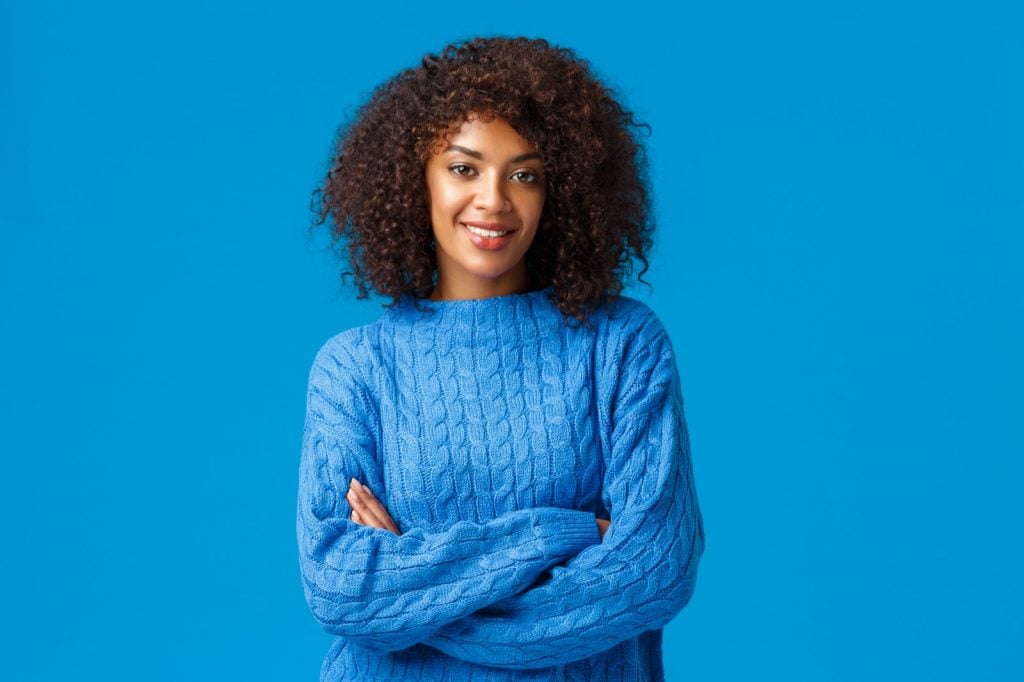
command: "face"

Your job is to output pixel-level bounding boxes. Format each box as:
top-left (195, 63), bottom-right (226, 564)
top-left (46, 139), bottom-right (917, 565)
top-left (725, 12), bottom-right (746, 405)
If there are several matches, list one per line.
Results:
top-left (424, 113), bottom-right (546, 300)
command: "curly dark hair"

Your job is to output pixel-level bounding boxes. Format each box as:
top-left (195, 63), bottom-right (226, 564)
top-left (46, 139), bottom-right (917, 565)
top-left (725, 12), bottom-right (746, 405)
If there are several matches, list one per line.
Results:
top-left (310, 35), bottom-right (655, 327)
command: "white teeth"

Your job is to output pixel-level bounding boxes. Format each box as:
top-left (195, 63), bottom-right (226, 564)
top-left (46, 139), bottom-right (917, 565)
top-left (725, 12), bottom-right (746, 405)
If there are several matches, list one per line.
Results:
top-left (464, 224), bottom-right (511, 238)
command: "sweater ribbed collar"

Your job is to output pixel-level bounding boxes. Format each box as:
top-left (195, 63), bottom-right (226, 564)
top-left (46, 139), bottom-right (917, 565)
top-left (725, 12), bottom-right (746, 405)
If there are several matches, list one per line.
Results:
top-left (383, 285), bottom-right (562, 348)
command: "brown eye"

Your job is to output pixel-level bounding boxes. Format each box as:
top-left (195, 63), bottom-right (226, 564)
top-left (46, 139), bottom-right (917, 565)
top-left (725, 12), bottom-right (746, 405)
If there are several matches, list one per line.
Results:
top-left (511, 170), bottom-right (540, 184)
top-left (449, 163), bottom-right (476, 177)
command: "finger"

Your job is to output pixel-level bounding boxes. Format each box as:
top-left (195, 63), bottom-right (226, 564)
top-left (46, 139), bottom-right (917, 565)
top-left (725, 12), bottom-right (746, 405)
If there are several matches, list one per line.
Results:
top-left (347, 487), bottom-right (384, 527)
top-left (358, 488), bottom-right (400, 534)
top-left (379, 511), bottom-right (400, 535)
top-left (356, 481), bottom-right (401, 535)
top-left (347, 486), bottom-right (388, 529)
top-left (360, 485), bottom-right (399, 532)
top-left (363, 490), bottom-right (401, 534)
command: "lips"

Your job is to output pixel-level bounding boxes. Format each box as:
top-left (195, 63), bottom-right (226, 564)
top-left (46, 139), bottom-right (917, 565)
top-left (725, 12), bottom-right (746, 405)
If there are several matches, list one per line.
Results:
top-left (460, 222), bottom-right (516, 251)
top-left (461, 221), bottom-right (516, 232)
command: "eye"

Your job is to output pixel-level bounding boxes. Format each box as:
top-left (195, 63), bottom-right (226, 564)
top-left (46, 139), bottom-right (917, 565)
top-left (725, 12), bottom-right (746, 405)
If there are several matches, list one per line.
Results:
top-left (448, 163), bottom-right (476, 177)
top-left (510, 169), bottom-right (541, 184)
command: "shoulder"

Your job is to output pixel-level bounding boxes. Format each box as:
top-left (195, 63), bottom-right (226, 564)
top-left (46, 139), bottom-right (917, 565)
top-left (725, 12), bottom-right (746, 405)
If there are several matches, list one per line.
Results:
top-left (313, 325), bottom-right (371, 365)
top-left (308, 322), bottom-right (380, 392)
top-left (594, 294), bottom-right (671, 354)
top-left (591, 295), bottom-right (680, 402)
top-left (304, 323), bottom-right (383, 434)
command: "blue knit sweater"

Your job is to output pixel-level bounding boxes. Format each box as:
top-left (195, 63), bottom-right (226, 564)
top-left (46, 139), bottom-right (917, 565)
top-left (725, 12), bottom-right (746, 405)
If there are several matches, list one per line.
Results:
top-left (296, 286), bottom-right (705, 680)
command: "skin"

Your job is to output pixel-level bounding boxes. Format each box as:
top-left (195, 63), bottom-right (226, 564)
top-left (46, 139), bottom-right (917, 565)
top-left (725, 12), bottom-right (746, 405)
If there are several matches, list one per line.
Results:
top-left (346, 478), bottom-right (400, 535)
top-left (348, 112), bottom-right (610, 541)
top-left (425, 113), bottom-right (546, 302)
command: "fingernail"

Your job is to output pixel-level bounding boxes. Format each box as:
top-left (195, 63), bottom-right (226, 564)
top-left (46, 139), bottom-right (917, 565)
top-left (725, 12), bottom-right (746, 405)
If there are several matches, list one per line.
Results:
top-left (350, 477), bottom-right (359, 490)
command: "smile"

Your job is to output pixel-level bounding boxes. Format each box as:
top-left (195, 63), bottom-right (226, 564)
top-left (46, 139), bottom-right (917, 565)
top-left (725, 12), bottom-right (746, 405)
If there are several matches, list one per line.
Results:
top-left (460, 223), bottom-right (516, 251)
top-left (462, 222), bottom-right (515, 237)
top-left (466, 225), bottom-right (511, 237)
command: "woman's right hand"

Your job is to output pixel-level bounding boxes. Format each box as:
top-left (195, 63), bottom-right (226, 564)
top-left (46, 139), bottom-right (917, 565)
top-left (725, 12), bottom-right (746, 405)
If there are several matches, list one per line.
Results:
top-left (596, 517), bottom-right (610, 540)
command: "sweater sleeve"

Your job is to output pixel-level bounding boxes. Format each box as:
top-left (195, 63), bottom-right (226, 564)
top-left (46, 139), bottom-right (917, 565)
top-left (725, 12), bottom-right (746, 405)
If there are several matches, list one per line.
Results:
top-left (296, 332), bottom-right (602, 653)
top-left (421, 309), bottom-right (706, 669)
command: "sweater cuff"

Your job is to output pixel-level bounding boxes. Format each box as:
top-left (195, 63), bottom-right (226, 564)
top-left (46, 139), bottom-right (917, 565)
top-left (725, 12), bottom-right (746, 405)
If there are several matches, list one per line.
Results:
top-left (531, 508), bottom-right (602, 562)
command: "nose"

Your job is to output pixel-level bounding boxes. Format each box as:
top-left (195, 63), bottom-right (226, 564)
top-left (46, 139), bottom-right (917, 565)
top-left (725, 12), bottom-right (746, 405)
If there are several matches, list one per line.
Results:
top-left (475, 173), bottom-right (511, 213)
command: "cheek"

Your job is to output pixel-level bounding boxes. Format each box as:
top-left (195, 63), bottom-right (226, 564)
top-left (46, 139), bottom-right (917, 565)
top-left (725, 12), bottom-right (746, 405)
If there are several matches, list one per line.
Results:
top-left (525, 193), bottom-right (546, 229)
top-left (426, 176), bottom-right (465, 219)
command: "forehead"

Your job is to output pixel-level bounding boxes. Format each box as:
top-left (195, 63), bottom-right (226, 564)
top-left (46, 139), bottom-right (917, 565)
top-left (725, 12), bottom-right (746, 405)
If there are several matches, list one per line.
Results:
top-left (430, 113), bottom-right (538, 158)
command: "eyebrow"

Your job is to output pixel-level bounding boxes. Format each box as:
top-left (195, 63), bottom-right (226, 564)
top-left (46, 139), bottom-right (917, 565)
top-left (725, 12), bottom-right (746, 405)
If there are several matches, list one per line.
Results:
top-left (444, 144), bottom-right (542, 163)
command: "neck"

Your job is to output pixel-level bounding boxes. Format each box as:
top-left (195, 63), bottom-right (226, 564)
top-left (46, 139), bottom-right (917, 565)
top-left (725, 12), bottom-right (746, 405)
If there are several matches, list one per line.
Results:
top-left (429, 271), bottom-right (535, 302)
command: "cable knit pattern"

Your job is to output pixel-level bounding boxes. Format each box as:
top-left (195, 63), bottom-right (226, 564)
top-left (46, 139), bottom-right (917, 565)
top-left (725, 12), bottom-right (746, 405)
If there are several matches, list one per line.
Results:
top-left (296, 286), bottom-right (705, 681)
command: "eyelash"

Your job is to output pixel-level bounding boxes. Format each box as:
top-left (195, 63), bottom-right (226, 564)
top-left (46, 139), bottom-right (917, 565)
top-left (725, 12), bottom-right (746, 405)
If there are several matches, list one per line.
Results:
top-left (449, 164), bottom-right (541, 184)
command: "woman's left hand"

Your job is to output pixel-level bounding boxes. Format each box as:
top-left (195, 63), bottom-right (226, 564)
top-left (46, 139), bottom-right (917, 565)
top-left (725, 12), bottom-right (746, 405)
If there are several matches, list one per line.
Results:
top-left (347, 478), bottom-right (401, 535)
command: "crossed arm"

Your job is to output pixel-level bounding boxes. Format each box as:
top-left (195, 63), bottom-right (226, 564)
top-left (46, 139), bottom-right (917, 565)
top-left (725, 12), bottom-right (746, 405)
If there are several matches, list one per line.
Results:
top-left (298, 313), bottom-right (705, 670)
top-left (297, 333), bottom-right (608, 654)
top-left (346, 478), bottom-right (611, 541)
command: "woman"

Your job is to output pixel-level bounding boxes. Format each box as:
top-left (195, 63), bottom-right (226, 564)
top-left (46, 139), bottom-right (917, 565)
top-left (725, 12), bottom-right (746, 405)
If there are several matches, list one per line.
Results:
top-left (298, 36), bottom-right (705, 681)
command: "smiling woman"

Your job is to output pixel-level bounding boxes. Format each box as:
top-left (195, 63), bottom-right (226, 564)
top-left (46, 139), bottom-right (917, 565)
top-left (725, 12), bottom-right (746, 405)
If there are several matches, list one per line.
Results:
top-left (300, 36), bottom-right (705, 682)
top-left (425, 113), bottom-right (546, 301)
top-left (311, 36), bottom-right (658, 325)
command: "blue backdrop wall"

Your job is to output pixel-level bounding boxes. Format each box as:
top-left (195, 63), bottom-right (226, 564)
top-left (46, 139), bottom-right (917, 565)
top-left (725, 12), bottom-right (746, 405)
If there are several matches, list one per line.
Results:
top-left (2, 1), bottom-right (1021, 679)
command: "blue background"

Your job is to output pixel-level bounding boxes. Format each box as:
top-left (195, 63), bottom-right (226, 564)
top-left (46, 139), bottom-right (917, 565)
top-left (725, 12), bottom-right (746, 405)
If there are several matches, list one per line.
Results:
top-left (2, 1), bottom-right (1021, 679)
